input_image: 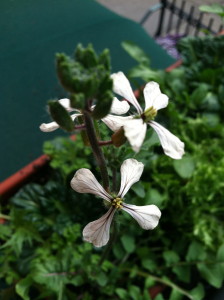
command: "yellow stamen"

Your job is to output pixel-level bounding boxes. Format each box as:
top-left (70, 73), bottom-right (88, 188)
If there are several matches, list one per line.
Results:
top-left (142, 106), bottom-right (157, 122)
top-left (111, 197), bottom-right (123, 209)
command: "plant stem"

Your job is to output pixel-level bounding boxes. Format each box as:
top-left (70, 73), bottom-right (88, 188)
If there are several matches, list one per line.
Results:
top-left (0, 213), bottom-right (11, 220)
top-left (98, 140), bottom-right (113, 146)
top-left (74, 124), bottom-right (86, 130)
top-left (121, 268), bottom-right (194, 299)
top-left (83, 110), bottom-right (110, 191)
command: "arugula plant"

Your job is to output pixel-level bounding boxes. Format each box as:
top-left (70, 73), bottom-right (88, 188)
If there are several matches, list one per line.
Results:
top-left (1, 39), bottom-right (224, 300)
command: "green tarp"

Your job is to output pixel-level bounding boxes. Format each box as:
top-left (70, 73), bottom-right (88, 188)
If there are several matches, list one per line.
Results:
top-left (0, 0), bottom-right (175, 181)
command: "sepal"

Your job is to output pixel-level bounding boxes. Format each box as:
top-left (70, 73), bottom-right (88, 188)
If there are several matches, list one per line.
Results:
top-left (48, 100), bottom-right (74, 132)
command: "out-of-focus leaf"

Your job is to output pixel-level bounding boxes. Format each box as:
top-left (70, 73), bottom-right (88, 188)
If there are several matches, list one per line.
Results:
top-left (173, 156), bottom-right (195, 179)
top-left (122, 41), bottom-right (150, 65)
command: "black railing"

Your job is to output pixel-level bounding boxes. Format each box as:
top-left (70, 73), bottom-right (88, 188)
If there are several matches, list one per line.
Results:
top-left (140, 0), bottom-right (223, 37)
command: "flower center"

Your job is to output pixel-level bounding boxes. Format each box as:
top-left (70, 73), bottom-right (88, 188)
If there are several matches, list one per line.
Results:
top-left (112, 197), bottom-right (123, 209)
top-left (142, 106), bottom-right (157, 122)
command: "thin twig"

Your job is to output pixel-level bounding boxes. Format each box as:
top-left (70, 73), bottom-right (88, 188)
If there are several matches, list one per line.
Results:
top-left (121, 268), bottom-right (194, 299)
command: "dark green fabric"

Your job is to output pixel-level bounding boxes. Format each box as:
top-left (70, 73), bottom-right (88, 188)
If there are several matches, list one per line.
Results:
top-left (0, 0), bottom-right (175, 181)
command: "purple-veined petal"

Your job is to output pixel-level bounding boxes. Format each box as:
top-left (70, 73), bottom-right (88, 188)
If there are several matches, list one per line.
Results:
top-left (117, 159), bottom-right (144, 198)
top-left (122, 203), bottom-right (161, 230)
top-left (102, 115), bottom-right (133, 132)
top-left (111, 72), bottom-right (143, 114)
top-left (110, 97), bottom-right (130, 115)
top-left (123, 118), bottom-right (147, 153)
top-left (83, 207), bottom-right (116, 247)
top-left (149, 121), bottom-right (185, 159)
top-left (143, 82), bottom-right (169, 111)
top-left (71, 169), bottom-right (112, 202)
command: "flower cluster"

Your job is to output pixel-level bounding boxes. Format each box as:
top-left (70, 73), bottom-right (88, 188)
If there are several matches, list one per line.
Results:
top-left (40, 71), bottom-right (184, 247)
top-left (71, 159), bottom-right (161, 247)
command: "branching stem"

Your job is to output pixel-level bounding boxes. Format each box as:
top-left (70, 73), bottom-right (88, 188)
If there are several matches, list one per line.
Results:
top-left (83, 110), bottom-right (110, 191)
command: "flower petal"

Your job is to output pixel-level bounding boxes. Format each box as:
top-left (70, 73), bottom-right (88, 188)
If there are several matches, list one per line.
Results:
top-left (58, 98), bottom-right (74, 112)
top-left (110, 97), bottom-right (130, 115)
top-left (70, 169), bottom-right (112, 202)
top-left (83, 207), bottom-right (116, 247)
top-left (102, 115), bottom-right (133, 132)
top-left (39, 113), bottom-right (80, 132)
top-left (118, 159), bottom-right (144, 198)
top-left (122, 203), bottom-right (161, 230)
top-left (143, 82), bottom-right (169, 111)
top-left (39, 121), bottom-right (59, 132)
top-left (123, 118), bottom-right (147, 153)
top-left (149, 121), bottom-right (185, 159)
top-left (111, 72), bottom-right (142, 114)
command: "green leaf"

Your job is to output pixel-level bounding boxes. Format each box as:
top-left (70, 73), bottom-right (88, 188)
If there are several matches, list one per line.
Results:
top-left (122, 41), bottom-right (150, 65)
top-left (199, 4), bottom-right (224, 15)
top-left (190, 84), bottom-right (209, 107)
top-left (163, 250), bottom-right (180, 265)
top-left (121, 235), bottom-right (136, 253)
top-left (173, 156), bottom-right (195, 179)
top-left (129, 285), bottom-right (141, 300)
top-left (186, 241), bottom-right (206, 262)
top-left (173, 266), bottom-right (190, 283)
top-left (96, 272), bottom-right (108, 287)
top-left (154, 294), bottom-right (165, 300)
top-left (70, 93), bottom-right (85, 109)
top-left (113, 242), bottom-right (125, 259)
top-left (132, 182), bottom-right (145, 198)
top-left (169, 288), bottom-right (183, 300)
top-left (128, 65), bottom-right (160, 82)
top-left (142, 258), bottom-right (157, 272)
top-left (48, 100), bottom-right (74, 132)
top-left (197, 263), bottom-right (222, 288)
top-left (145, 188), bottom-right (165, 207)
top-left (143, 288), bottom-right (152, 300)
top-left (189, 284), bottom-right (205, 300)
top-left (15, 276), bottom-right (32, 300)
top-left (92, 90), bottom-right (113, 119)
top-left (115, 288), bottom-right (129, 299)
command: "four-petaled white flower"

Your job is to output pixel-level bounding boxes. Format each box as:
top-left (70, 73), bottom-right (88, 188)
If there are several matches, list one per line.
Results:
top-left (70, 158), bottom-right (161, 247)
top-left (39, 97), bottom-right (130, 132)
top-left (103, 72), bottom-right (185, 159)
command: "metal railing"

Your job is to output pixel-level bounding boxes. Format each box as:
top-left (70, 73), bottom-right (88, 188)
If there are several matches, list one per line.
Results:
top-left (140, 0), bottom-right (223, 37)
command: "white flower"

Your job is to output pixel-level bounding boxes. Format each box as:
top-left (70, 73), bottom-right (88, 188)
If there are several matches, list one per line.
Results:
top-left (103, 72), bottom-right (185, 159)
top-left (70, 159), bottom-right (161, 247)
top-left (39, 97), bottom-right (130, 132)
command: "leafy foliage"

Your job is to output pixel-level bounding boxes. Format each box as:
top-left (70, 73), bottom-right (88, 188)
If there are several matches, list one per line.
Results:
top-left (1, 36), bottom-right (224, 299)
